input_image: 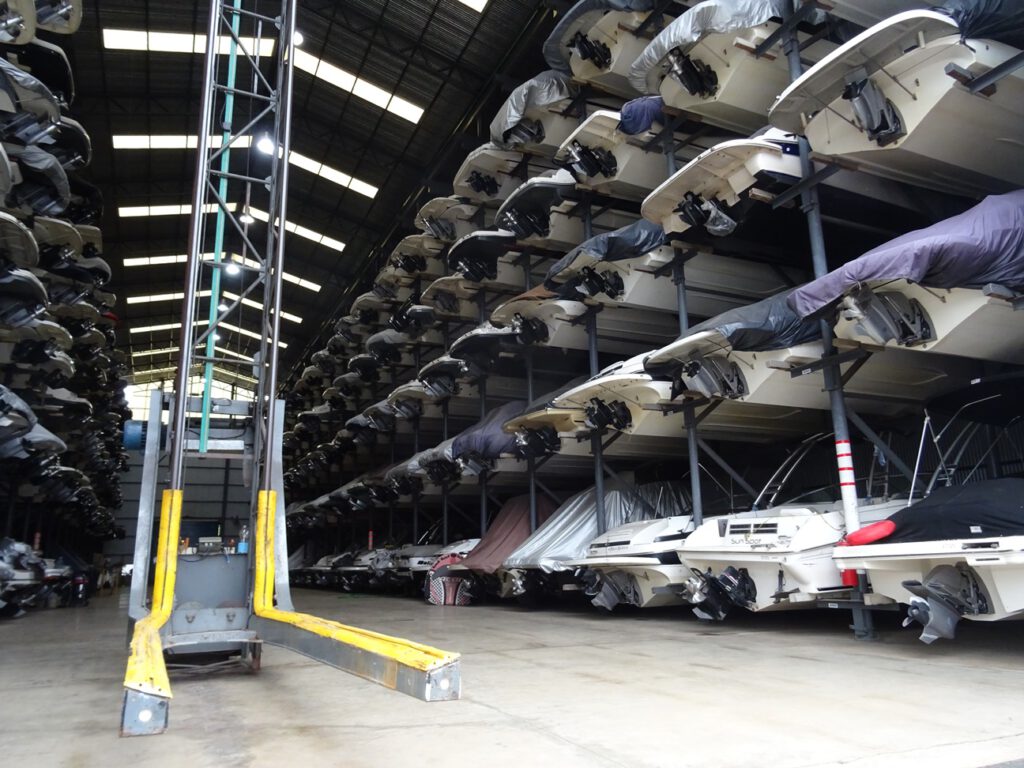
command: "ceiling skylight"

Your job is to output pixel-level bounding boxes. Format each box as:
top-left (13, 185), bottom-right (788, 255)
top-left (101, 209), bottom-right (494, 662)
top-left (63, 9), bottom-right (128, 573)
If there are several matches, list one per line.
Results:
top-left (102, 29), bottom-right (276, 56)
top-left (112, 135), bottom-right (253, 150)
top-left (122, 253), bottom-right (322, 293)
top-left (103, 28), bottom-right (423, 123)
top-left (118, 203), bottom-right (237, 217)
top-left (247, 207), bottom-right (345, 253)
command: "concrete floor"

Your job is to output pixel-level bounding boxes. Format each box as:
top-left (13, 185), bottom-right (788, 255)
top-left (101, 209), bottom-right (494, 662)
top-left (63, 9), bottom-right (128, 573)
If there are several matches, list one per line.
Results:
top-left (2, 590), bottom-right (1024, 768)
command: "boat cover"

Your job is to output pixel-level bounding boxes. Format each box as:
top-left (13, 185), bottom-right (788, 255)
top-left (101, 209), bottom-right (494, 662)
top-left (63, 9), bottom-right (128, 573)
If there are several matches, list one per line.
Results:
top-left (544, 219), bottom-right (666, 289)
top-left (458, 494), bottom-right (560, 574)
top-left (618, 95), bottom-right (667, 134)
top-left (7, 144), bottom-right (70, 211)
top-left (490, 70), bottom-right (576, 149)
top-left (877, 478), bottom-right (1024, 543)
top-left (451, 400), bottom-right (527, 458)
top-left (628, 0), bottom-right (823, 93)
top-left (935, 0), bottom-right (1024, 48)
top-left (542, 0), bottom-right (658, 73)
top-left (787, 190), bottom-right (1024, 318)
top-left (503, 480), bottom-right (690, 572)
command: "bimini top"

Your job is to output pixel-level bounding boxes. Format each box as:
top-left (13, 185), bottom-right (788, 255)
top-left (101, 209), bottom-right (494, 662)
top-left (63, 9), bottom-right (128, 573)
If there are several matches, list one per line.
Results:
top-left (926, 371), bottom-right (1024, 426)
top-left (503, 480), bottom-right (690, 572)
top-left (542, 0), bottom-right (657, 73)
top-left (628, 0), bottom-right (815, 94)
top-left (787, 190), bottom-right (1024, 319)
top-left (645, 288), bottom-right (818, 376)
top-left (457, 494), bottom-right (560, 574)
top-left (875, 478), bottom-right (1024, 544)
top-left (544, 219), bottom-right (665, 290)
top-left (489, 70), bottom-right (575, 150)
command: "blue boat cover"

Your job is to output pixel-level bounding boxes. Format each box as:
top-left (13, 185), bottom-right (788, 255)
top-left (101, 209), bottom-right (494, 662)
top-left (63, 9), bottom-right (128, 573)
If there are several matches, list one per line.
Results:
top-left (618, 95), bottom-right (667, 135)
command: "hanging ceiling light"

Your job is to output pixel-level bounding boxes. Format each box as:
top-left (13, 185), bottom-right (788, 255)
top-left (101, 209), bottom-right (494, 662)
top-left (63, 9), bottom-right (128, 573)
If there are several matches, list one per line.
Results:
top-left (256, 135), bottom-right (275, 155)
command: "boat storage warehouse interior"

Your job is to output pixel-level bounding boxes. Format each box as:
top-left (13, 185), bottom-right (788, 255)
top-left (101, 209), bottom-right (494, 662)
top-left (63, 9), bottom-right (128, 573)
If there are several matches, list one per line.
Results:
top-left (4, 0), bottom-right (1024, 765)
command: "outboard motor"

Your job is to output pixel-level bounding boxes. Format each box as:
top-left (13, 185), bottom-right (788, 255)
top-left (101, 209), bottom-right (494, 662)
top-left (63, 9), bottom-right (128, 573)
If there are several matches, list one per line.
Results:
top-left (666, 49), bottom-right (717, 98)
top-left (671, 355), bottom-right (746, 400)
top-left (574, 266), bottom-right (623, 301)
top-left (842, 288), bottom-right (933, 347)
top-left (466, 170), bottom-right (499, 197)
top-left (842, 68), bottom-right (904, 146)
top-left (504, 118), bottom-right (545, 147)
top-left (500, 206), bottom-right (549, 239)
top-left (563, 140), bottom-right (617, 180)
top-left (568, 30), bottom-right (612, 70)
top-left (584, 398), bottom-right (631, 432)
top-left (511, 313), bottom-right (549, 346)
top-left (392, 252), bottom-right (426, 276)
top-left (421, 216), bottom-right (454, 243)
top-left (453, 251), bottom-right (497, 284)
top-left (674, 192), bottom-right (737, 237)
top-left (902, 564), bottom-right (988, 644)
top-left (687, 566), bottom-right (756, 621)
top-left (514, 425), bottom-right (561, 458)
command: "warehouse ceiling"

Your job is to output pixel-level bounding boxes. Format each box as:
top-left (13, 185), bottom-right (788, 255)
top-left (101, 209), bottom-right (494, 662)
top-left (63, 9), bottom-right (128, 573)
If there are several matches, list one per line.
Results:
top-left (63, 0), bottom-right (558, 390)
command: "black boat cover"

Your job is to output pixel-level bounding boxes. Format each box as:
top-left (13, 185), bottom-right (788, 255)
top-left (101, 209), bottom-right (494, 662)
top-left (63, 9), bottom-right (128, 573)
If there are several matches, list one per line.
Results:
top-left (934, 0), bottom-right (1024, 48)
top-left (788, 190), bottom-right (1024, 318)
top-left (880, 478), bottom-right (1024, 543)
top-left (544, 219), bottom-right (665, 289)
top-left (542, 0), bottom-right (657, 73)
top-left (645, 289), bottom-right (819, 376)
top-left (618, 95), bottom-right (667, 135)
top-left (490, 70), bottom-right (576, 149)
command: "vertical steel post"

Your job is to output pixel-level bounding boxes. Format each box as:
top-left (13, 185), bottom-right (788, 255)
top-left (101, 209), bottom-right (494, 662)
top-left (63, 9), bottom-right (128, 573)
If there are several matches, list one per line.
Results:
top-left (478, 376), bottom-right (488, 537)
top-left (525, 349), bottom-right (538, 532)
top-left (168, 0), bottom-right (221, 490)
top-left (673, 255), bottom-right (702, 524)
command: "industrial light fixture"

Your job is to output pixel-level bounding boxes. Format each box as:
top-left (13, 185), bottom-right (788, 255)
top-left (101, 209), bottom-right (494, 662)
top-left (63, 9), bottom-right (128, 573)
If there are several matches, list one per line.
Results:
top-left (217, 303), bottom-right (229, 312)
top-left (293, 30), bottom-right (304, 46)
top-left (256, 135), bottom-right (275, 155)
top-left (239, 210), bottom-right (255, 224)
top-left (212, 333), bottom-right (221, 341)
top-left (225, 263), bottom-right (241, 275)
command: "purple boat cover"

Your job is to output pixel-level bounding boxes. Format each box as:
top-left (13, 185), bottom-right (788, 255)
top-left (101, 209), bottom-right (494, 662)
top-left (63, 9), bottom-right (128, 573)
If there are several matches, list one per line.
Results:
top-left (618, 95), bottom-right (667, 135)
top-left (788, 190), bottom-right (1024, 319)
top-left (545, 219), bottom-right (665, 289)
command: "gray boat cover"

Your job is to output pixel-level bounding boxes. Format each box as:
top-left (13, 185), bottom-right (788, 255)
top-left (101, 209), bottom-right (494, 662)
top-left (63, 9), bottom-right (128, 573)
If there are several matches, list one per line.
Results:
top-left (490, 70), bottom-right (576, 149)
top-left (935, 0), bottom-right (1024, 48)
top-left (618, 95), bottom-right (667, 134)
top-left (542, 0), bottom-right (657, 73)
top-left (787, 190), bottom-right (1024, 319)
top-left (628, 0), bottom-right (824, 94)
top-left (0, 58), bottom-right (60, 120)
top-left (365, 328), bottom-right (410, 356)
top-left (503, 480), bottom-right (690, 572)
top-left (544, 219), bottom-right (665, 289)
top-left (7, 144), bottom-right (70, 211)
top-left (457, 494), bottom-right (560, 574)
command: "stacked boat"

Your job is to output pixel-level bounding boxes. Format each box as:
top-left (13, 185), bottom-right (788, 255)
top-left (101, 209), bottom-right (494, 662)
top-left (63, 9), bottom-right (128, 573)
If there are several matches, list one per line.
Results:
top-left (283, 0), bottom-right (1024, 643)
top-left (0, 3), bottom-right (128, 618)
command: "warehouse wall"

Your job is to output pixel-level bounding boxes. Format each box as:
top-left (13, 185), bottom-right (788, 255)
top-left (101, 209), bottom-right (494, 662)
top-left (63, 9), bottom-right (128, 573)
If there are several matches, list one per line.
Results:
top-left (104, 451), bottom-right (252, 566)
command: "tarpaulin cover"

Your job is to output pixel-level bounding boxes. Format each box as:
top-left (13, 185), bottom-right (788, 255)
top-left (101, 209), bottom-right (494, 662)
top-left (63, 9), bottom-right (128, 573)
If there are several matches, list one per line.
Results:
top-left (7, 144), bottom-right (70, 211)
top-left (878, 479), bottom-right (1024, 543)
top-left (458, 494), bottom-right (560, 574)
top-left (365, 328), bottom-right (409, 355)
top-left (503, 480), bottom-right (691, 572)
top-left (935, 0), bottom-right (1024, 48)
top-left (490, 70), bottom-right (576, 149)
top-left (0, 58), bottom-right (60, 119)
top-left (644, 289), bottom-right (819, 375)
top-left (451, 400), bottom-right (528, 458)
top-left (618, 95), bottom-right (667, 134)
top-left (787, 190), bottom-right (1024, 318)
top-left (628, 0), bottom-right (817, 93)
top-left (542, 0), bottom-right (657, 73)
top-left (545, 219), bottom-right (665, 289)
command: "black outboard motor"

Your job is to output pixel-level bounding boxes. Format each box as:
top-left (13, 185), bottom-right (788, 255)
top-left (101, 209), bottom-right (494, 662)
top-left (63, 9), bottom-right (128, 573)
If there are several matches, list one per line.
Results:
top-left (466, 170), bottom-right (499, 197)
top-left (563, 140), bottom-right (617, 180)
top-left (666, 49), bottom-right (718, 97)
top-left (568, 30), bottom-right (612, 70)
top-left (514, 425), bottom-right (561, 458)
top-left (842, 68), bottom-right (904, 146)
top-left (843, 287), bottom-right (933, 347)
top-left (902, 564), bottom-right (988, 644)
top-left (686, 565), bottom-right (757, 621)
